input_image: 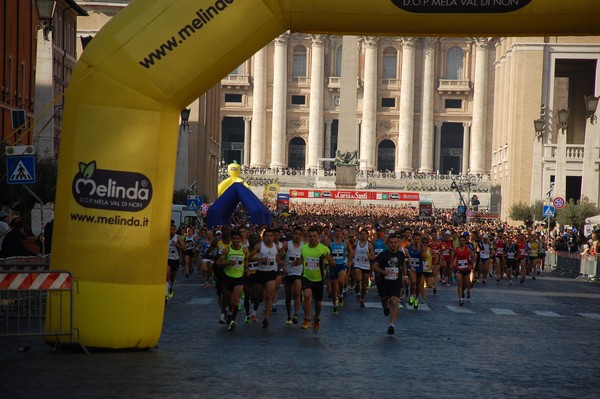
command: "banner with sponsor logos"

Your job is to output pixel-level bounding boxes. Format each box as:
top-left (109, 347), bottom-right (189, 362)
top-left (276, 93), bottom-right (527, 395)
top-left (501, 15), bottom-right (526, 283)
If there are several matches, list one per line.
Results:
top-left (50, 0), bottom-right (600, 349)
top-left (289, 189), bottom-right (420, 202)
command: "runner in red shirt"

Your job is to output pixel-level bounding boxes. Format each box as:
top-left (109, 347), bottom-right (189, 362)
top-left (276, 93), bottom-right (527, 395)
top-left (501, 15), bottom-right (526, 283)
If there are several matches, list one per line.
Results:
top-left (493, 232), bottom-right (506, 283)
top-left (454, 234), bottom-right (476, 306)
top-left (440, 230), bottom-right (454, 287)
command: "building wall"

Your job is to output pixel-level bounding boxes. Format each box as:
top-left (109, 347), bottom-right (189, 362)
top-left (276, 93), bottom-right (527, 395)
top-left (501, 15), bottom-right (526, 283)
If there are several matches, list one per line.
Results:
top-left (1, 0), bottom-right (37, 145)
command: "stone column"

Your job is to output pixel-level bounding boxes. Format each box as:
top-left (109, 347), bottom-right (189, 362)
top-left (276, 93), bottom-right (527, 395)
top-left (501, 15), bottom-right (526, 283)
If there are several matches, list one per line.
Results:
top-left (270, 33), bottom-right (289, 168)
top-left (243, 116), bottom-right (252, 165)
top-left (336, 35), bottom-right (360, 189)
top-left (419, 38), bottom-right (437, 173)
top-left (554, 125), bottom-right (567, 199)
top-left (307, 35), bottom-right (326, 170)
top-left (324, 118), bottom-right (332, 168)
top-left (435, 122), bottom-right (443, 172)
top-left (462, 122), bottom-right (471, 174)
top-left (361, 36), bottom-right (378, 170)
top-left (250, 47), bottom-right (267, 166)
top-left (470, 38), bottom-right (489, 174)
top-left (397, 37), bottom-right (417, 172)
top-left (581, 119), bottom-right (600, 204)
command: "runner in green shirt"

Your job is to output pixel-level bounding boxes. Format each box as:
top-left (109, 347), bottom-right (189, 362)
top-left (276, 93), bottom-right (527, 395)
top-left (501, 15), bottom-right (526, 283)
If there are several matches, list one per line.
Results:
top-left (294, 226), bottom-right (333, 332)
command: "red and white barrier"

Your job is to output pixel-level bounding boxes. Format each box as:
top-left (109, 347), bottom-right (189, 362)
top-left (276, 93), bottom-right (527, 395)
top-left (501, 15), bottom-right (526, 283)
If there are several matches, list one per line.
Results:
top-left (0, 272), bottom-right (71, 290)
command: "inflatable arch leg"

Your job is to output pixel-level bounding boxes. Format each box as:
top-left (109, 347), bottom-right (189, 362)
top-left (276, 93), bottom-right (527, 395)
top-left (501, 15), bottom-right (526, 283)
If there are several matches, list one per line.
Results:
top-left (51, 0), bottom-right (599, 349)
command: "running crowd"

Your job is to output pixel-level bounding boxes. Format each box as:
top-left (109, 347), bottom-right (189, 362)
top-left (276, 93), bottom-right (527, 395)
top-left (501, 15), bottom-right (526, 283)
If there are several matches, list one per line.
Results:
top-left (165, 204), bottom-right (564, 335)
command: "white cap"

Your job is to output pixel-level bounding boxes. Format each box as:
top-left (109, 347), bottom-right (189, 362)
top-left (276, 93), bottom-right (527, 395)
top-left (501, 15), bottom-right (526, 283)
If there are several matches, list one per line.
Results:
top-left (445, 230), bottom-right (451, 235)
top-left (215, 230), bottom-right (222, 235)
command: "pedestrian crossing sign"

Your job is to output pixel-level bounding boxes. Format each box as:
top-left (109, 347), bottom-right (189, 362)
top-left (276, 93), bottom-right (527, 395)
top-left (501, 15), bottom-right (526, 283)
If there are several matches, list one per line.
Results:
top-left (6, 155), bottom-right (35, 184)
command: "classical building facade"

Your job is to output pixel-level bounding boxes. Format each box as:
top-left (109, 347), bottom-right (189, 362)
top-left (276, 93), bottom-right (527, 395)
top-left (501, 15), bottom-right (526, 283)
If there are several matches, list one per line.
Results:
top-left (220, 35), bottom-right (495, 177)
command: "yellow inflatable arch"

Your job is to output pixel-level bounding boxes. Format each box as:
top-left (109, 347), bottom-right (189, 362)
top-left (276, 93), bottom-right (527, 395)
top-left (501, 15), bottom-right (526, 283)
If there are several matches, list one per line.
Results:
top-left (50, 0), bottom-right (600, 349)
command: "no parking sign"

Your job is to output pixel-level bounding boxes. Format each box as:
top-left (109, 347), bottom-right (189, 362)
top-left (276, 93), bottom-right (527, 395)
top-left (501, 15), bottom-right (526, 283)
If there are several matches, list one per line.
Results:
top-left (553, 197), bottom-right (565, 209)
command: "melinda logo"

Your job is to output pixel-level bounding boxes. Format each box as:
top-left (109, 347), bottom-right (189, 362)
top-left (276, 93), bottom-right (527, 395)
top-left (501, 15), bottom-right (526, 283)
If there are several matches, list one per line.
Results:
top-left (72, 161), bottom-right (153, 212)
top-left (391, 0), bottom-right (532, 13)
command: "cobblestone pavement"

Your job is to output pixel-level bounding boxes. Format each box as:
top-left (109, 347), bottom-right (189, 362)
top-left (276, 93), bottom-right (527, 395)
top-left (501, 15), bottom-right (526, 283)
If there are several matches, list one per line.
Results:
top-left (2, 272), bottom-right (599, 399)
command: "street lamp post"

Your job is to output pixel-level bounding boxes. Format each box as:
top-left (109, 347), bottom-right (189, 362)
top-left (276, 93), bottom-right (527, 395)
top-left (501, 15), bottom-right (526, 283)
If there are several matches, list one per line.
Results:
top-left (34, 0), bottom-right (56, 41)
top-left (585, 95), bottom-right (599, 124)
top-left (557, 108), bottom-right (569, 134)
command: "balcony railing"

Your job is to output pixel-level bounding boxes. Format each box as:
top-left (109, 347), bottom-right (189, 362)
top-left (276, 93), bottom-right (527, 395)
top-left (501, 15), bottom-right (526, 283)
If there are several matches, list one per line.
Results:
top-left (438, 79), bottom-right (471, 94)
top-left (327, 76), bottom-right (361, 90)
top-left (221, 74), bottom-right (251, 88)
top-left (290, 76), bottom-right (311, 87)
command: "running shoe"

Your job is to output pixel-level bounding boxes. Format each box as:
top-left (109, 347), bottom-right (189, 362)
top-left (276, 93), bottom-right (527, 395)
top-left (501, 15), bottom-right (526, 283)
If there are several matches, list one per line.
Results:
top-left (292, 314), bottom-right (299, 324)
top-left (262, 318), bottom-right (269, 328)
top-left (333, 306), bottom-right (339, 315)
top-left (387, 324), bottom-right (395, 335)
top-left (312, 319), bottom-right (320, 332)
top-left (167, 288), bottom-right (174, 300)
top-left (496, 279), bottom-right (500, 283)
top-left (250, 313), bottom-right (257, 322)
top-left (338, 297), bottom-right (344, 307)
top-left (165, 295), bottom-right (169, 303)
top-left (354, 283), bottom-right (360, 295)
top-left (409, 296), bottom-right (415, 306)
top-left (520, 278), bottom-right (524, 284)
top-left (228, 320), bottom-right (236, 331)
top-left (532, 276), bottom-right (536, 280)
top-left (225, 314), bottom-right (231, 327)
top-left (244, 316), bottom-right (251, 324)
top-left (360, 299), bottom-right (365, 309)
top-left (286, 318), bottom-right (293, 325)
top-left (459, 299), bottom-right (464, 306)
top-left (433, 288), bottom-right (437, 295)
top-left (383, 307), bottom-right (390, 316)
top-left (482, 279), bottom-right (486, 285)
top-left (301, 319), bottom-right (311, 329)
top-left (413, 297), bottom-right (419, 310)
top-left (398, 302), bottom-right (403, 309)
top-left (238, 303), bottom-right (243, 311)
top-left (219, 313), bottom-right (226, 324)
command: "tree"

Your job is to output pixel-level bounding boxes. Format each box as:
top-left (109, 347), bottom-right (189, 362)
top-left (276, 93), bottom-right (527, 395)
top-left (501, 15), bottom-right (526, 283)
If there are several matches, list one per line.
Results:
top-left (555, 197), bottom-right (599, 231)
top-left (508, 201), bottom-right (534, 226)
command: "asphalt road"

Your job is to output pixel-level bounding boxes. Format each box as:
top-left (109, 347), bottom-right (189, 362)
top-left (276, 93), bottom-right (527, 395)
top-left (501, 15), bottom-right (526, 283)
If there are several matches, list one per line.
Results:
top-left (2, 272), bottom-right (599, 399)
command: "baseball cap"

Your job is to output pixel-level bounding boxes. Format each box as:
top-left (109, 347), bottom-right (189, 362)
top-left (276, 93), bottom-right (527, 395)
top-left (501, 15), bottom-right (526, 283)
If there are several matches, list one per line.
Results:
top-left (215, 230), bottom-right (222, 235)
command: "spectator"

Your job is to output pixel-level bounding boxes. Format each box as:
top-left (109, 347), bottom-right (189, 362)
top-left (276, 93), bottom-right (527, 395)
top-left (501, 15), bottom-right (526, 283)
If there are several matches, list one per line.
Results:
top-left (0, 210), bottom-right (9, 257)
top-left (1, 218), bottom-right (37, 258)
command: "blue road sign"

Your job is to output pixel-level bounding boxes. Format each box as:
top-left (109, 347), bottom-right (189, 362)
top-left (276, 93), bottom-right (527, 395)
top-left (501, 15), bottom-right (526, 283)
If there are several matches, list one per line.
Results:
top-left (6, 155), bottom-right (35, 184)
top-left (543, 205), bottom-right (555, 218)
top-left (187, 195), bottom-right (202, 211)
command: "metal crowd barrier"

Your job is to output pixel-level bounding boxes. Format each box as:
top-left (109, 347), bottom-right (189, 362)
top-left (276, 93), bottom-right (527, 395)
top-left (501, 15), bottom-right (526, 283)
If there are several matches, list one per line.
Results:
top-left (0, 255), bottom-right (51, 271)
top-left (0, 269), bottom-right (88, 353)
top-left (546, 251), bottom-right (599, 277)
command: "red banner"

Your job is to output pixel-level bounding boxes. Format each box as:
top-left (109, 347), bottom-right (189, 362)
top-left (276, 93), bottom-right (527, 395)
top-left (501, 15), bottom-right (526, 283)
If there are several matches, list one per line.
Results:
top-left (289, 189), bottom-right (419, 202)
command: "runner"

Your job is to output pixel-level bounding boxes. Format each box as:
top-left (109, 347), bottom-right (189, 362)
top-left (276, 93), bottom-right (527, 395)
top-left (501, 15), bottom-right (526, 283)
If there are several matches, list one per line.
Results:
top-left (251, 228), bottom-right (282, 328)
top-left (454, 234), bottom-right (476, 306)
top-left (353, 228), bottom-right (375, 308)
top-left (297, 226), bottom-right (334, 332)
top-left (167, 224), bottom-right (185, 302)
top-left (428, 229), bottom-right (441, 295)
top-left (516, 233), bottom-right (529, 284)
top-left (217, 230), bottom-right (249, 331)
top-left (406, 231), bottom-right (425, 309)
top-left (281, 226), bottom-right (304, 324)
top-left (183, 226), bottom-right (198, 279)
top-left (493, 231), bottom-right (506, 283)
top-left (329, 225), bottom-right (354, 315)
top-left (441, 230), bottom-right (454, 286)
top-left (478, 233), bottom-right (492, 285)
top-left (371, 233), bottom-right (408, 335)
top-left (504, 234), bottom-right (517, 286)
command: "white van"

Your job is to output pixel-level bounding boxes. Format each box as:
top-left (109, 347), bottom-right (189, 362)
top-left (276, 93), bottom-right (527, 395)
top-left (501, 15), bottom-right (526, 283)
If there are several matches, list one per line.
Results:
top-left (171, 205), bottom-right (202, 229)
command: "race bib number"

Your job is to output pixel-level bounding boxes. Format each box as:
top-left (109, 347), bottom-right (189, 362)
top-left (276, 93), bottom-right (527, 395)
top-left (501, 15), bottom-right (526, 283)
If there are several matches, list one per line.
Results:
top-left (507, 252), bottom-right (515, 260)
top-left (305, 257), bottom-right (319, 271)
top-left (385, 267), bottom-right (399, 280)
top-left (458, 259), bottom-right (468, 270)
top-left (443, 249), bottom-right (450, 256)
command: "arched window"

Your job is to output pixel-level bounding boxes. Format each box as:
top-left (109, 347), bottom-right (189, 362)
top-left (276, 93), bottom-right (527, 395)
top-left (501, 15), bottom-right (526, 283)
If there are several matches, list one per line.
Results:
top-left (445, 46), bottom-right (464, 80)
top-left (377, 139), bottom-right (396, 172)
top-left (288, 137), bottom-right (306, 169)
top-left (382, 47), bottom-right (397, 79)
top-left (334, 45), bottom-right (343, 77)
top-left (292, 45), bottom-right (307, 77)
